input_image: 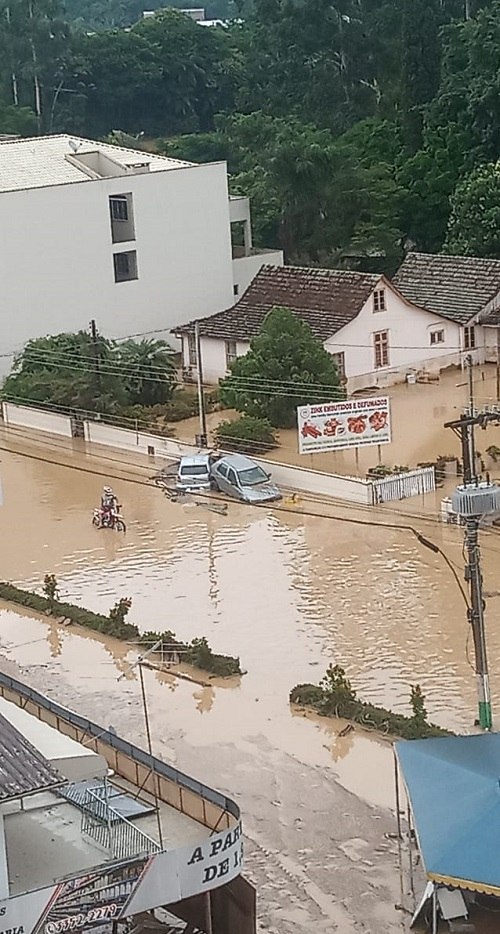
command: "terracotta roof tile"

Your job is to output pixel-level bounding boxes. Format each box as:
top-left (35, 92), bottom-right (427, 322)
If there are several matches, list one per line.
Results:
top-left (174, 265), bottom-right (382, 341)
top-left (394, 252), bottom-right (500, 325)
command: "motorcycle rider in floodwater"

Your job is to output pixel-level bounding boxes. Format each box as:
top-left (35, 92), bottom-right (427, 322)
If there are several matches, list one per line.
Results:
top-left (100, 486), bottom-right (119, 524)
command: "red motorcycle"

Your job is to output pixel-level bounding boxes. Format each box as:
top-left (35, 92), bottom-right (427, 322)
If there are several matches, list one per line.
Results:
top-left (92, 507), bottom-right (126, 532)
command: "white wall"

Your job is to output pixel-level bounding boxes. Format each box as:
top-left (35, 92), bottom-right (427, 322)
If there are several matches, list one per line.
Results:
top-left (0, 162), bottom-right (235, 375)
top-left (184, 282), bottom-right (472, 387)
top-left (232, 250), bottom-right (283, 297)
top-left (325, 285), bottom-right (464, 385)
top-left (2, 403), bottom-right (72, 436)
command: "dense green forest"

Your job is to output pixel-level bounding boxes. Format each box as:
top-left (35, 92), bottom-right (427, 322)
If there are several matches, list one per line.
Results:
top-left (0, 0), bottom-right (499, 270)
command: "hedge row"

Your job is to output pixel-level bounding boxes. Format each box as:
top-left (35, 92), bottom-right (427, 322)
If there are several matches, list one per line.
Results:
top-left (0, 582), bottom-right (241, 678)
top-left (290, 666), bottom-right (450, 740)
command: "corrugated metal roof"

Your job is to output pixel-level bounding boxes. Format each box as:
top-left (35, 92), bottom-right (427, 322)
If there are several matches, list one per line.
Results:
top-left (0, 134), bottom-right (194, 193)
top-left (0, 711), bottom-right (64, 800)
top-left (394, 251), bottom-right (500, 325)
top-left (174, 264), bottom-right (382, 341)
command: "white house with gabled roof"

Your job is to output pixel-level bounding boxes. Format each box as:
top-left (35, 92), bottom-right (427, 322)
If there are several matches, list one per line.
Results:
top-left (173, 264), bottom-right (473, 391)
top-left (0, 134), bottom-right (282, 374)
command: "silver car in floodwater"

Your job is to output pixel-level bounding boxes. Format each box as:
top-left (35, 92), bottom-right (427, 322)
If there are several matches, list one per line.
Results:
top-left (176, 454), bottom-right (213, 492)
top-left (210, 454), bottom-right (281, 504)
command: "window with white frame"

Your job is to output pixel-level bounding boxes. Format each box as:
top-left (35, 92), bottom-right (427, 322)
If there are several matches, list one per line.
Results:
top-left (373, 288), bottom-right (386, 313)
top-left (187, 333), bottom-right (197, 367)
top-left (373, 330), bottom-right (389, 368)
top-left (430, 329), bottom-right (445, 345)
top-left (225, 340), bottom-right (237, 369)
top-left (331, 351), bottom-right (346, 380)
top-left (464, 325), bottom-right (476, 350)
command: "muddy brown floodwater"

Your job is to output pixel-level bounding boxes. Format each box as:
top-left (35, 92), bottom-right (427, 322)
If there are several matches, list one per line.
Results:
top-left (1, 387), bottom-right (500, 931)
top-left (178, 363), bottom-right (500, 476)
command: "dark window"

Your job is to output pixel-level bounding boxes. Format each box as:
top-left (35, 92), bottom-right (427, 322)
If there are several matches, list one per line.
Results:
top-left (233, 284), bottom-right (239, 296)
top-left (109, 193), bottom-right (135, 243)
top-left (331, 351), bottom-right (346, 380)
top-left (374, 330), bottom-right (389, 368)
top-left (113, 250), bottom-right (138, 283)
top-left (430, 330), bottom-right (445, 345)
top-left (187, 333), bottom-right (197, 366)
top-left (225, 340), bottom-right (237, 369)
top-left (464, 326), bottom-right (476, 350)
top-left (110, 196), bottom-right (128, 222)
top-left (373, 289), bottom-right (386, 313)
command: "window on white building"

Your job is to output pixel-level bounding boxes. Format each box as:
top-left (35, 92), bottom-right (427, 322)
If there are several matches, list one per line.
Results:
top-left (233, 284), bottom-right (239, 297)
top-left (374, 330), bottom-right (389, 368)
top-left (464, 325), bottom-right (476, 350)
top-left (225, 340), bottom-right (237, 369)
top-left (113, 250), bottom-right (138, 283)
top-left (430, 329), bottom-right (445, 345)
top-left (109, 194), bottom-right (135, 243)
top-left (187, 333), bottom-right (197, 366)
top-left (331, 352), bottom-right (346, 380)
top-left (373, 288), bottom-right (386, 312)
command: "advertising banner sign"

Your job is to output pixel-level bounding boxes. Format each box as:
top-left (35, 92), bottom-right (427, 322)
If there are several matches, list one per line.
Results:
top-left (297, 397), bottom-right (391, 454)
top-left (0, 821), bottom-right (244, 934)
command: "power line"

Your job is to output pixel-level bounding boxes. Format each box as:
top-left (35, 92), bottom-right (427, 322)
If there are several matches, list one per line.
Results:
top-left (0, 434), bottom-right (471, 607)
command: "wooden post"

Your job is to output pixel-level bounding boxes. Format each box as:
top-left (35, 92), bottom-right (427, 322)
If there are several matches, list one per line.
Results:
top-left (496, 328), bottom-right (500, 401)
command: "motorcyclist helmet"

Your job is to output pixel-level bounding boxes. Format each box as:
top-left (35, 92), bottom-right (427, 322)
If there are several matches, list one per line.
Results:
top-left (103, 486), bottom-right (113, 494)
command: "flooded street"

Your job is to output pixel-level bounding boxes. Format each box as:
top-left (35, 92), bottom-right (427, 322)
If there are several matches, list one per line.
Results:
top-left (2, 374), bottom-right (500, 930)
top-left (179, 363), bottom-right (500, 476)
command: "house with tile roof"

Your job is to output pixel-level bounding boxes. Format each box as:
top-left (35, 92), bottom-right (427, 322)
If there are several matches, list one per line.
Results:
top-left (0, 134), bottom-right (281, 375)
top-left (394, 251), bottom-right (500, 365)
top-left (174, 264), bottom-right (469, 390)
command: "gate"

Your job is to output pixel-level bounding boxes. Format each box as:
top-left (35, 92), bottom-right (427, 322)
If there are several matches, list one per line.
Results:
top-left (371, 466), bottom-right (435, 504)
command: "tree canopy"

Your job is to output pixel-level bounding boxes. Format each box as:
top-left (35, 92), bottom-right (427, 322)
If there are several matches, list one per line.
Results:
top-left (219, 307), bottom-right (342, 428)
top-left (1, 0), bottom-right (500, 263)
top-left (2, 332), bottom-right (177, 412)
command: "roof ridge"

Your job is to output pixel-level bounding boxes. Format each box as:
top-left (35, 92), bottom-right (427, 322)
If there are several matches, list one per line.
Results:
top-left (260, 263), bottom-right (380, 278)
top-left (403, 250), bottom-right (500, 267)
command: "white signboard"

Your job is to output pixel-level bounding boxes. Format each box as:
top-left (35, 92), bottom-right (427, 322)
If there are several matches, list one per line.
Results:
top-left (297, 397), bottom-right (391, 454)
top-left (0, 821), bottom-right (244, 934)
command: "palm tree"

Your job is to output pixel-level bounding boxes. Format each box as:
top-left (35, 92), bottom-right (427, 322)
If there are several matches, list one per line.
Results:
top-left (116, 338), bottom-right (177, 405)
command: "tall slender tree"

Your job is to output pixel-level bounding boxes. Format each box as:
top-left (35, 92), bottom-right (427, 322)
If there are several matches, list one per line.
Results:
top-left (401, 0), bottom-right (441, 152)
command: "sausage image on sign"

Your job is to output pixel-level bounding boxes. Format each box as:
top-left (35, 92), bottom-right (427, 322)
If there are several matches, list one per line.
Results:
top-left (323, 417), bottom-right (343, 437)
top-left (301, 420), bottom-right (322, 439)
top-left (369, 410), bottom-right (388, 432)
top-left (347, 416), bottom-right (367, 435)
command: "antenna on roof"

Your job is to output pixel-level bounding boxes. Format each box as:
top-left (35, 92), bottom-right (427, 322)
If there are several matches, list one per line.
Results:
top-left (68, 139), bottom-right (81, 154)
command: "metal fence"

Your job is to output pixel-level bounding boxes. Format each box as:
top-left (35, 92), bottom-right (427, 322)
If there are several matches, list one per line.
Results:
top-left (371, 466), bottom-right (436, 504)
top-left (0, 670), bottom-right (240, 826)
top-left (81, 787), bottom-right (161, 859)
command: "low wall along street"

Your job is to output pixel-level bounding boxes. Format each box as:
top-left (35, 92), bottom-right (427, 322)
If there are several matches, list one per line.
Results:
top-left (0, 402), bottom-right (435, 505)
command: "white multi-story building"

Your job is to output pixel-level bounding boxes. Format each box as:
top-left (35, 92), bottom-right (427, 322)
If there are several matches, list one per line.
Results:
top-left (0, 134), bottom-right (282, 374)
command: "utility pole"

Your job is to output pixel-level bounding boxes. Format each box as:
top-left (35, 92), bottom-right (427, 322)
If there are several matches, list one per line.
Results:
top-left (89, 319), bottom-right (101, 391)
top-left (446, 361), bottom-right (500, 730)
top-left (118, 641), bottom-right (164, 848)
top-left (195, 321), bottom-right (207, 447)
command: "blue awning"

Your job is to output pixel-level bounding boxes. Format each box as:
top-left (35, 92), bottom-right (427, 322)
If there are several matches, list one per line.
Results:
top-left (396, 733), bottom-right (500, 896)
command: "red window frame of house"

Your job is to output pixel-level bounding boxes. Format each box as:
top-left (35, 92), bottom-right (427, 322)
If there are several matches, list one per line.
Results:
top-left (374, 330), bottom-right (389, 368)
top-left (373, 288), bottom-right (386, 313)
top-left (464, 325), bottom-right (476, 350)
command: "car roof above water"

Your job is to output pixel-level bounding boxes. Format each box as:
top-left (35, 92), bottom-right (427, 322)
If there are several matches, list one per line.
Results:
top-left (218, 454), bottom-right (261, 470)
top-left (179, 454), bottom-right (211, 468)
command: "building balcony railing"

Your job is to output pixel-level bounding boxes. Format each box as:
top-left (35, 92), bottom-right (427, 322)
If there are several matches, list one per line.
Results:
top-left (60, 782), bottom-right (161, 860)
